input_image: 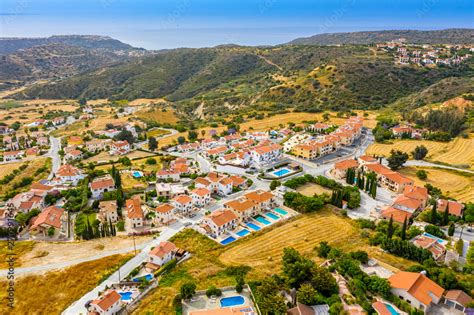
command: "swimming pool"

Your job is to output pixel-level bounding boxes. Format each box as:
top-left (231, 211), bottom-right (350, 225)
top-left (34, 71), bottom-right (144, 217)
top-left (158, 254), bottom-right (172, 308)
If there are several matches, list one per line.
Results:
top-left (246, 222), bottom-right (261, 231)
top-left (272, 168), bottom-right (291, 177)
top-left (133, 273), bottom-right (153, 282)
top-left (119, 292), bottom-right (133, 301)
top-left (236, 229), bottom-right (250, 237)
top-left (274, 207), bottom-right (288, 215)
top-left (220, 236), bottom-right (236, 245)
top-left (255, 215), bottom-right (271, 225)
top-left (384, 303), bottom-right (400, 315)
top-left (265, 212), bottom-right (279, 220)
top-left (220, 295), bottom-right (245, 307)
top-left (422, 232), bottom-right (446, 244)
top-left (132, 171), bottom-right (143, 178)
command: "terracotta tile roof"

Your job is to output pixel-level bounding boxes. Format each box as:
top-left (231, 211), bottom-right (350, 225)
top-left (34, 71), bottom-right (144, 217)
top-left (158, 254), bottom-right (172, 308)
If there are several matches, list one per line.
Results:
top-left (149, 241), bottom-right (176, 259)
top-left (437, 199), bottom-right (464, 217)
top-left (403, 186), bottom-right (428, 203)
top-left (99, 200), bottom-right (117, 214)
top-left (384, 171), bottom-right (413, 185)
top-left (30, 206), bottom-right (64, 229)
top-left (207, 209), bottom-right (237, 227)
top-left (56, 164), bottom-right (82, 177)
top-left (389, 272), bottom-right (444, 306)
top-left (173, 194), bottom-right (193, 205)
top-left (30, 182), bottom-right (54, 191)
top-left (156, 169), bottom-right (180, 176)
top-left (90, 289), bottom-right (121, 311)
top-left (225, 199), bottom-right (256, 212)
top-left (219, 177), bottom-right (233, 185)
top-left (392, 195), bottom-right (422, 212)
top-left (371, 301), bottom-right (392, 315)
top-left (191, 188), bottom-right (211, 197)
top-left (172, 163), bottom-right (189, 173)
top-left (381, 207), bottom-right (412, 223)
top-left (156, 203), bottom-right (175, 213)
top-left (253, 143), bottom-right (281, 155)
top-left (195, 177), bottom-right (211, 186)
top-left (334, 159), bottom-right (359, 170)
top-left (359, 155), bottom-right (378, 163)
top-left (90, 176), bottom-right (115, 190)
top-left (244, 190), bottom-right (274, 204)
top-left (444, 290), bottom-right (472, 307)
top-left (126, 195), bottom-right (143, 219)
top-left (229, 175), bottom-right (246, 186)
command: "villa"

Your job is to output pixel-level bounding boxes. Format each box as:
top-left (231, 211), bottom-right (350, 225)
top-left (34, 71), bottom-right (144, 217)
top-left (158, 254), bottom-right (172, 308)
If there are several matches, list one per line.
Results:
top-left (146, 241), bottom-right (177, 271)
top-left (190, 188), bottom-right (212, 207)
top-left (29, 206), bottom-right (67, 238)
top-left (126, 195), bottom-right (144, 228)
top-left (362, 162), bottom-right (413, 193)
top-left (243, 190), bottom-right (275, 210)
top-left (202, 209), bottom-right (238, 238)
top-left (250, 143), bottom-right (282, 166)
top-left (224, 198), bottom-right (258, 221)
top-left (155, 203), bottom-right (176, 224)
top-left (88, 289), bottom-right (122, 315)
top-left (156, 183), bottom-right (187, 198)
top-left (98, 200), bottom-right (119, 223)
top-left (156, 169), bottom-right (180, 182)
top-left (85, 139), bottom-right (111, 152)
top-left (9, 191), bottom-right (45, 213)
top-left (3, 150), bottom-right (24, 162)
top-left (437, 199), bottom-right (465, 217)
top-left (55, 164), bottom-right (86, 186)
top-left (412, 234), bottom-right (446, 261)
top-left (110, 140), bottom-right (130, 156)
top-left (333, 159), bottom-right (360, 179)
top-left (64, 149), bottom-right (83, 162)
top-left (90, 175), bottom-right (116, 199)
top-left (172, 195), bottom-right (194, 214)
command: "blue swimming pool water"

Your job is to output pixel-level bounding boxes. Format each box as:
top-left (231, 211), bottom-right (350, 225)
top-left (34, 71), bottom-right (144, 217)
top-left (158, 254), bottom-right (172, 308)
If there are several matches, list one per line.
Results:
top-left (120, 292), bottom-right (133, 301)
top-left (255, 215), bottom-right (271, 225)
top-left (220, 295), bottom-right (245, 307)
top-left (246, 222), bottom-right (261, 231)
top-left (272, 168), bottom-right (291, 177)
top-left (133, 273), bottom-right (153, 282)
top-left (265, 212), bottom-right (279, 220)
top-left (274, 207), bottom-right (288, 215)
top-left (422, 232), bottom-right (445, 243)
top-left (132, 171), bottom-right (142, 178)
top-left (220, 236), bottom-right (236, 245)
top-left (384, 303), bottom-right (400, 315)
top-left (236, 229), bottom-right (250, 237)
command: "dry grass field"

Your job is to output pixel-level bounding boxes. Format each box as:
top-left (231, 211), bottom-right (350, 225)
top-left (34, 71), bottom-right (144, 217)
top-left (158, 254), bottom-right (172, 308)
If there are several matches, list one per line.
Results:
top-left (0, 253), bottom-right (133, 315)
top-left (0, 158), bottom-right (51, 197)
top-left (135, 107), bottom-right (180, 124)
top-left (82, 150), bottom-right (155, 164)
top-left (0, 241), bottom-right (36, 269)
top-left (0, 161), bottom-right (24, 178)
top-left (0, 100), bottom-right (78, 124)
top-left (296, 183), bottom-right (332, 196)
top-left (399, 166), bottom-right (474, 202)
top-left (366, 136), bottom-right (474, 169)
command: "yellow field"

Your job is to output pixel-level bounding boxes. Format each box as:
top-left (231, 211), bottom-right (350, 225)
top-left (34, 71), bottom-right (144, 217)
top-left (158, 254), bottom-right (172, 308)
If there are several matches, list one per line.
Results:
top-left (399, 166), bottom-right (474, 202)
top-left (0, 158), bottom-right (51, 197)
top-left (0, 100), bottom-right (78, 124)
top-left (82, 150), bottom-right (155, 164)
top-left (135, 107), bottom-right (180, 124)
top-left (0, 241), bottom-right (36, 269)
top-left (296, 183), bottom-right (332, 196)
top-left (0, 162), bottom-right (24, 178)
top-left (219, 208), bottom-right (414, 278)
top-left (0, 254), bottom-right (132, 315)
top-left (366, 136), bottom-right (474, 169)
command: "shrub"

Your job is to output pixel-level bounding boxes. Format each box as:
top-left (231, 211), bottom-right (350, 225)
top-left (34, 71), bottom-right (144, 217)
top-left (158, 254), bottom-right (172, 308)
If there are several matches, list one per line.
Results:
top-left (416, 170), bottom-right (427, 180)
top-left (206, 285), bottom-right (222, 297)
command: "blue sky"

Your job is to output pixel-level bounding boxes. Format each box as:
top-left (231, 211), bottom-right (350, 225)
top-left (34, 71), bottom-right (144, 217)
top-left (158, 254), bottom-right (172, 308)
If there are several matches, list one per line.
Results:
top-left (1, 0), bottom-right (473, 49)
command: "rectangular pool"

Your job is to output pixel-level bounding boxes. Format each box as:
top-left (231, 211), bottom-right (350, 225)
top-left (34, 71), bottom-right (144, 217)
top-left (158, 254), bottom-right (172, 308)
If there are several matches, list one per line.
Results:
top-left (265, 212), bottom-right (280, 220)
top-left (236, 229), bottom-right (250, 237)
top-left (274, 207), bottom-right (288, 215)
top-left (246, 222), bottom-right (261, 231)
top-left (255, 215), bottom-right (271, 225)
top-left (272, 168), bottom-right (291, 177)
top-left (220, 236), bottom-right (236, 245)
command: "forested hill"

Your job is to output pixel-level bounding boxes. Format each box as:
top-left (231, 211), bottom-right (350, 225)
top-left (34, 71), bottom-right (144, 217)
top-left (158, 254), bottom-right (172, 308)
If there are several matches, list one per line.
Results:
top-left (288, 29), bottom-right (474, 45)
top-left (11, 45), bottom-right (474, 116)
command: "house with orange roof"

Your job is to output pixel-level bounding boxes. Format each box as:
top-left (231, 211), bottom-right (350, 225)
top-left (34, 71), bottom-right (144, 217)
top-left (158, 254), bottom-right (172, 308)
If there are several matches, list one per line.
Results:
top-left (202, 209), bottom-right (238, 238)
top-left (381, 207), bottom-right (413, 224)
top-left (243, 190), bottom-right (275, 210)
top-left (126, 195), bottom-right (144, 228)
top-left (88, 289), bottom-right (122, 315)
top-left (437, 199), bottom-right (465, 217)
top-left (155, 203), bottom-right (176, 224)
top-left (224, 198), bottom-right (258, 221)
top-left (30, 182), bottom-right (55, 196)
top-left (205, 145), bottom-right (228, 158)
top-left (9, 191), bottom-right (45, 213)
top-left (411, 234), bottom-right (446, 261)
top-left (3, 150), bottom-right (24, 162)
top-left (156, 169), bottom-right (180, 182)
top-left (190, 188), bottom-right (212, 207)
top-left (250, 143), bottom-right (282, 166)
top-left (443, 290), bottom-right (472, 313)
top-left (333, 159), bottom-right (359, 179)
top-left (392, 195), bottom-right (423, 214)
top-left (25, 147), bottom-right (39, 156)
top-left (194, 177), bottom-right (213, 190)
top-left (55, 164), bottom-right (85, 185)
top-left (29, 206), bottom-right (67, 238)
top-left (90, 175), bottom-right (115, 199)
top-left (109, 140), bottom-right (130, 156)
top-left (172, 194), bottom-right (193, 214)
top-left (218, 177), bottom-right (233, 196)
top-left (358, 155), bottom-right (378, 165)
top-left (403, 186), bottom-right (429, 208)
top-left (363, 163), bottom-right (413, 193)
top-left (388, 271), bottom-right (444, 312)
top-left (64, 149), bottom-right (83, 162)
top-left (67, 135), bottom-right (83, 146)
top-left (146, 241), bottom-right (177, 271)
top-left (229, 175), bottom-right (246, 189)
top-left (85, 138), bottom-right (111, 153)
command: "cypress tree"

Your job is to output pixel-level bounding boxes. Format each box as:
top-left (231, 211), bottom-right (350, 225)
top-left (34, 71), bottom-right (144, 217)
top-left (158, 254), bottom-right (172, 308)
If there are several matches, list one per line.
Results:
top-left (431, 200), bottom-right (438, 225)
top-left (442, 202), bottom-right (450, 226)
top-left (401, 217), bottom-right (407, 240)
top-left (387, 216), bottom-right (394, 239)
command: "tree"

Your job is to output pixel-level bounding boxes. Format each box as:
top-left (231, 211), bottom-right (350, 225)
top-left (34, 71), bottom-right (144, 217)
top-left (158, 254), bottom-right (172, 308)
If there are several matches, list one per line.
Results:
top-left (387, 216), bottom-right (394, 239)
top-left (401, 217), bottom-right (407, 240)
top-left (310, 266), bottom-right (338, 296)
top-left (180, 282), bottom-right (196, 300)
top-left (316, 241), bottom-right (332, 258)
top-left (78, 98), bottom-right (87, 106)
top-left (146, 157), bottom-right (157, 165)
top-left (448, 222), bottom-right (455, 236)
top-left (430, 200), bottom-right (438, 225)
top-left (269, 180), bottom-right (281, 191)
top-left (296, 283), bottom-right (318, 305)
top-left (206, 285), bottom-right (222, 297)
top-left (177, 136), bottom-right (186, 145)
top-left (442, 206), bottom-right (450, 226)
top-left (412, 145), bottom-right (428, 160)
top-left (188, 130), bottom-right (198, 141)
top-left (47, 227), bottom-right (55, 237)
top-left (148, 137), bottom-right (158, 151)
top-left (387, 150), bottom-right (409, 170)
top-left (282, 247), bottom-right (314, 288)
top-left (455, 238), bottom-right (464, 255)
top-left (416, 170), bottom-right (427, 180)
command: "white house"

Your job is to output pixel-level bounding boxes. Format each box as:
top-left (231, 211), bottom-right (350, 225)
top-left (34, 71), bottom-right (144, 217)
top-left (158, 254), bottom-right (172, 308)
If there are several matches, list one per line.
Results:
top-left (146, 241), bottom-right (177, 271)
top-left (55, 164), bottom-right (86, 186)
top-left (250, 143), bottom-right (282, 166)
top-left (156, 170), bottom-right (180, 182)
top-left (190, 188), bottom-right (212, 207)
top-left (126, 195), bottom-right (144, 228)
top-left (202, 209), bottom-right (238, 238)
top-left (155, 203), bottom-right (176, 224)
top-left (64, 149), bottom-right (83, 162)
top-left (218, 177), bottom-right (233, 196)
top-left (110, 140), bottom-right (130, 156)
top-left (171, 195), bottom-right (193, 214)
top-left (98, 200), bottom-right (119, 223)
top-left (90, 175), bottom-right (116, 199)
top-left (3, 150), bottom-right (24, 162)
top-left (89, 289), bottom-right (122, 315)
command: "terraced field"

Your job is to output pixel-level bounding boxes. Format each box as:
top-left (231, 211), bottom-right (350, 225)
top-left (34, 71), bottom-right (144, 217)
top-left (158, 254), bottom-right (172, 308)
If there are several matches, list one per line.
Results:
top-left (219, 208), bottom-right (414, 278)
top-left (366, 136), bottom-right (474, 169)
top-left (399, 166), bottom-right (474, 202)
